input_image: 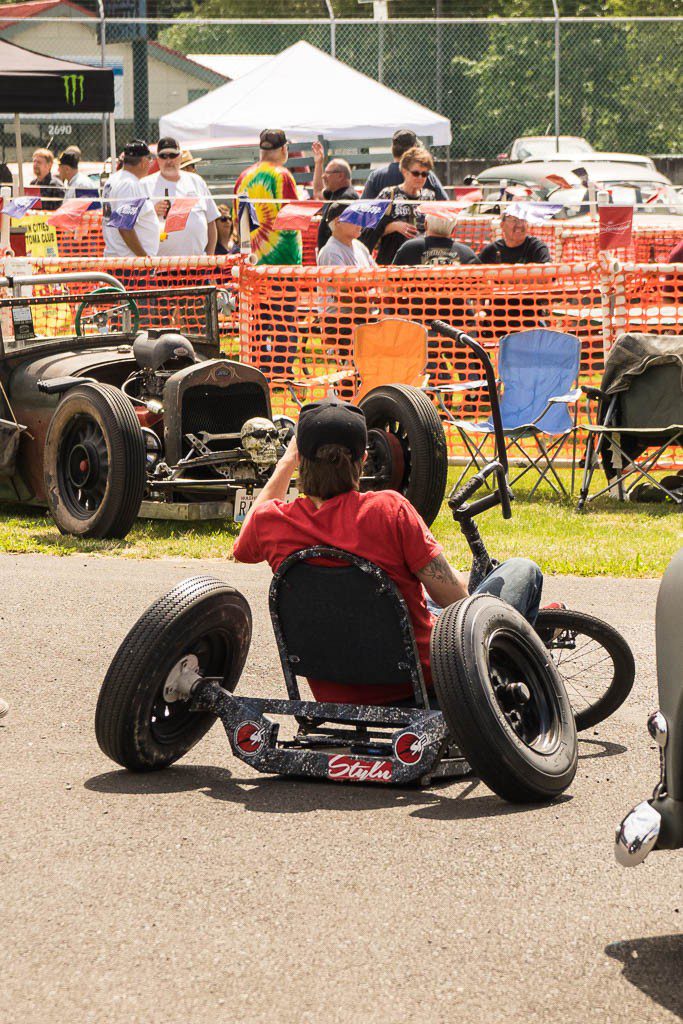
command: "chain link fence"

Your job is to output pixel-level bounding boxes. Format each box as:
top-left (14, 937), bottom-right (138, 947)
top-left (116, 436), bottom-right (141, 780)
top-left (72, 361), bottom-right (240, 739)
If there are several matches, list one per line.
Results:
top-left (1, 15), bottom-right (681, 166)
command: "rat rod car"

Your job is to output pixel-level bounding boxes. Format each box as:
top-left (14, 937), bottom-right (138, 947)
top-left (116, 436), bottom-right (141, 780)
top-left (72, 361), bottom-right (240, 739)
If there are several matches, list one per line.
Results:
top-left (0, 273), bottom-right (447, 538)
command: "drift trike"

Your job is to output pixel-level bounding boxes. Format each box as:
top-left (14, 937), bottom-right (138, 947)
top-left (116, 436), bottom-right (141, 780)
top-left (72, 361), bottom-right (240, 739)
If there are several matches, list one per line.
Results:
top-left (95, 324), bottom-right (634, 803)
top-left (615, 547), bottom-right (683, 865)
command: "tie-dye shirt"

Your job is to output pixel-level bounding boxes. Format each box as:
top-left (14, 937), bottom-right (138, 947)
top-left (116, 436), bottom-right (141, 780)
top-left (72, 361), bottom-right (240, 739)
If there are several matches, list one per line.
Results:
top-left (233, 161), bottom-right (302, 265)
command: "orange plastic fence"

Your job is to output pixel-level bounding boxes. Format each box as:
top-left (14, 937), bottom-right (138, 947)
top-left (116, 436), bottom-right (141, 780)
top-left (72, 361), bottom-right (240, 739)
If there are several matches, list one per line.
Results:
top-left (8, 255), bottom-right (240, 341)
top-left (453, 217), bottom-right (681, 263)
top-left (237, 260), bottom-right (683, 465)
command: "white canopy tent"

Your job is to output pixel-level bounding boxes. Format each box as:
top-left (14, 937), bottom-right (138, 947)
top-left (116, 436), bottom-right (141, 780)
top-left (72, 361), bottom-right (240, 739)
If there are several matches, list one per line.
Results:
top-left (160, 41), bottom-right (452, 147)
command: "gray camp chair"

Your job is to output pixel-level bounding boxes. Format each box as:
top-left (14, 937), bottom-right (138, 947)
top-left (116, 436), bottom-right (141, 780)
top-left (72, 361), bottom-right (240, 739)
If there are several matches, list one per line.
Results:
top-left (577, 333), bottom-right (683, 509)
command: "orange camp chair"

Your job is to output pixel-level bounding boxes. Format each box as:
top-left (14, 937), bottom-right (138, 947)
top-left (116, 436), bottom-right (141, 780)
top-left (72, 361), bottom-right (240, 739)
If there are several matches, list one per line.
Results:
top-left (273, 318), bottom-right (430, 406)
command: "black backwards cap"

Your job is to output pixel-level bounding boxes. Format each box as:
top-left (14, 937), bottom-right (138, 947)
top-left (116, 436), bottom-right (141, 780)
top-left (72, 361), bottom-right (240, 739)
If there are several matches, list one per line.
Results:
top-left (123, 139), bottom-right (151, 158)
top-left (297, 399), bottom-right (367, 460)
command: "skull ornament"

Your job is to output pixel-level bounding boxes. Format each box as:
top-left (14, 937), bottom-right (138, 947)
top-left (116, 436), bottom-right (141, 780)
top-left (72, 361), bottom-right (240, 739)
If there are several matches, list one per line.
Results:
top-left (240, 417), bottom-right (280, 471)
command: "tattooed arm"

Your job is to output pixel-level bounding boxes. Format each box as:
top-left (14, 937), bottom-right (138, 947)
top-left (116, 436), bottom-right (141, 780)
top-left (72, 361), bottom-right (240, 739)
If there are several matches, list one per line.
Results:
top-left (415, 553), bottom-right (469, 608)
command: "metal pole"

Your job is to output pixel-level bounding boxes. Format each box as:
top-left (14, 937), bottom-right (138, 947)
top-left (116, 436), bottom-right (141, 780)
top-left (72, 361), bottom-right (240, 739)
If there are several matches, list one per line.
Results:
top-left (14, 113), bottom-right (24, 196)
top-left (436, 0), bottom-right (443, 113)
top-left (323, 0), bottom-right (336, 58)
top-left (97, 0), bottom-right (107, 163)
top-left (551, 0), bottom-right (560, 152)
top-left (108, 112), bottom-right (117, 173)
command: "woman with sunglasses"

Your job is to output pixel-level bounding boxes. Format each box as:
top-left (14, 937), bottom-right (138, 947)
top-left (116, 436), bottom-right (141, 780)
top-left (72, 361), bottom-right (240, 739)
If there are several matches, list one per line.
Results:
top-left (360, 146), bottom-right (436, 265)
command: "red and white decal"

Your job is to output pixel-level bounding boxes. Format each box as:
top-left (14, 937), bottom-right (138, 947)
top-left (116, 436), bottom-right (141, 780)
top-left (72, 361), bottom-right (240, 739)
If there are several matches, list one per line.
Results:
top-left (394, 731), bottom-right (427, 765)
top-left (327, 755), bottom-right (393, 784)
top-left (234, 721), bottom-right (266, 755)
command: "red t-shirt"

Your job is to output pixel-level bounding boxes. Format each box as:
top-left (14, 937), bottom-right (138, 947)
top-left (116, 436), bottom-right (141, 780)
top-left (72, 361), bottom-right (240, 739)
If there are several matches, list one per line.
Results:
top-left (233, 489), bottom-right (442, 703)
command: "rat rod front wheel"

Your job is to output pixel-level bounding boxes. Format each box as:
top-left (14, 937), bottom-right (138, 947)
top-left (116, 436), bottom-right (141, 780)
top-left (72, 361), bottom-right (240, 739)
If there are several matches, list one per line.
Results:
top-left (359, 384), bottom-right (448, 526)
top-left (43, 383), bottom-right (146, 538)
top-left (95, 576), bottom-right (252, 771)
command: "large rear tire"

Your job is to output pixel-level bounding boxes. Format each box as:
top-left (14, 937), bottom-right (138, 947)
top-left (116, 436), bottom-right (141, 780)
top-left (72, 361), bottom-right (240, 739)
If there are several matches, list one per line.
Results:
top-left (359, 383), bottom-right (447, 526)
top-left (431, 594), bottom-right (578, 803)
top-left (534, 608), bottom-right (635, 731)
top-left (95, 576), bottom-right (252, 771)
top-left (43, 382), bottom-right (145, 539)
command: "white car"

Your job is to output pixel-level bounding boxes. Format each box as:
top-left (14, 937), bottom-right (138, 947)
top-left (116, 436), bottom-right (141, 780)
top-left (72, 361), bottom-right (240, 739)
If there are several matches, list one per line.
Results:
top-left (476, 160), bottom-right (683, 224)
top-left (501, 136), bottom-right (655, 171)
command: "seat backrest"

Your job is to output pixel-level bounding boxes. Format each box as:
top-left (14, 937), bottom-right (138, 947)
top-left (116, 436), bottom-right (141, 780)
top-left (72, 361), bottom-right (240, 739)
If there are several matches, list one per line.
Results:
top-left (498, 329), bottom-right (581, 433)
top-left (269, 546), bottom-right (426, 703)
top-left (619, 363), bottom-right (683, 430)
top-left (353, 318), bottom-right (428, 402)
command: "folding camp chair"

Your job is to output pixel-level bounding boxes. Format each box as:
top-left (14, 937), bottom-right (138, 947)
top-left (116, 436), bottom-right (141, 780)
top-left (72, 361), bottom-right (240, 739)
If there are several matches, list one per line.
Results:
top-left (577, 333), bottom-right (683, 509)
top-left (446, 329), bottom-right (582, 498)
top-left (275, 318), bottom-right (485, 406)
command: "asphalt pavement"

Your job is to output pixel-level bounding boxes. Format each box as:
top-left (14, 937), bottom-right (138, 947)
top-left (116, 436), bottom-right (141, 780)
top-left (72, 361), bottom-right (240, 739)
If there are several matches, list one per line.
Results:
top-left (1, 554), bottom-right (681, 1024)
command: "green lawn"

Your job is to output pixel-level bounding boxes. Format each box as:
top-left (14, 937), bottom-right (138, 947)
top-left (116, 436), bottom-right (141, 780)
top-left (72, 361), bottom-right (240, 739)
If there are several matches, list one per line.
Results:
top-left (0, 470), bottom-right (679, 575)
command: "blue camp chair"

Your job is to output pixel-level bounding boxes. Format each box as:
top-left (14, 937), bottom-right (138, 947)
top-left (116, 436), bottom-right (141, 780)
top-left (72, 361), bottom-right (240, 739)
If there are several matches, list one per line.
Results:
top-left (448, 329), bottom-right (582, 497)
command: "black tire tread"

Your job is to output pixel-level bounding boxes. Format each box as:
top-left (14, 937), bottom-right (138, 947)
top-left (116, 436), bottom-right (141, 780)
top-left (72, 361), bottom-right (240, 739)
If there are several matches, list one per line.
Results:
top-left (359, 383), bottom-right (448, 526)
top-left (95, 576), bottom-right (251, 770)
top-left (535, 608), bottom-right (635, 731)
top-left (431, 594), bottom-right (578, 803)
top-left (44, 382), bottom-right (146, 539)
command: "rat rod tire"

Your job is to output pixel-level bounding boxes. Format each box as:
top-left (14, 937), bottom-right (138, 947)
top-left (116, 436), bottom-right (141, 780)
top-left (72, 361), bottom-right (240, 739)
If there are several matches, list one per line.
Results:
top-left (431, 594), bottom-right (578, 803)
top-left (43, 383), bottom-right (146, 539)
top-left (534, 608), bottom-right (635, 731)
top-left (95, 576), bottom-right (252, 771)
top-left (359, 384), bottom-right (447, 526)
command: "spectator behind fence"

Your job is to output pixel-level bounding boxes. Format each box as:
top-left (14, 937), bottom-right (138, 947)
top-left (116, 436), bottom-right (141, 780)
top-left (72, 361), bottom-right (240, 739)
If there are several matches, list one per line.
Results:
top-left (312, 142), bottom-right (358, 252)
top-left (58, 148), bottom-right (95, 200)
top-left (362, 129), bottom-right (447, 202)
top-left (144, 136), bottom-right (220, 256)
top-left (667, 238), bottom-right (683, 263)
top-left (393, 212), bottom-right (479, 266)
top-left (479, 204), bottom-right (551, 265)
top-left (102, 139), bottom-right (160, 258)
top-left (361, 146), bottom-right (436, 266)
top-left (30, 148), bottom-right (64, 210)
top-left (233, 128), bottom-right (302, 265)
top-left (317, 202), bottom-right (376, 269)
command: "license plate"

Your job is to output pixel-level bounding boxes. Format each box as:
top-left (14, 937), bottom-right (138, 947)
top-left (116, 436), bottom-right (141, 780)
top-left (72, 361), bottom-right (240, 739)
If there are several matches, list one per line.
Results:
top-left (234, 487), bottom-right (299, 523)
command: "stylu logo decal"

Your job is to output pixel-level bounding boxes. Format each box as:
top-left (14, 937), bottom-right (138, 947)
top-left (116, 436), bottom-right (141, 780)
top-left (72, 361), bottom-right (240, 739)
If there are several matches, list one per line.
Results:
top-left (234, 721), bottom-right (266, 755)
top-left (327, 755), bottom-right (393, 783)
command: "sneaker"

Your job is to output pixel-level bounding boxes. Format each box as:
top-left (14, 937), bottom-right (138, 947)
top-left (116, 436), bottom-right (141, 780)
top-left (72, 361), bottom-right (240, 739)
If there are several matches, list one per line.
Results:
top-left (542, 601), bottom-right (567, 611)
top-left (0, 698), bottom-right (8, 720)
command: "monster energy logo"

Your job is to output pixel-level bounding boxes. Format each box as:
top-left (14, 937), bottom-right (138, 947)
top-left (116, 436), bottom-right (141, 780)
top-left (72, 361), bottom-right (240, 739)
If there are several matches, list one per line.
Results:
top-left (62, 74), bottom-right (85, 106)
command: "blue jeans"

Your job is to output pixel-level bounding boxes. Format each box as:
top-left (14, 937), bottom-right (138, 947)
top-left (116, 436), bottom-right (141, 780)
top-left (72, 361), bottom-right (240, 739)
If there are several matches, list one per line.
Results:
top-left (426, 557), bottom-right (543, 625)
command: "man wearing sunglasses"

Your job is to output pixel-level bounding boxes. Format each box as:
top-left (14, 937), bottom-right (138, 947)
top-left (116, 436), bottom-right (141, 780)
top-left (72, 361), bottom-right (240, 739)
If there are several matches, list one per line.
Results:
top-left (143, 136), bottom-right (220, 256)
top-left (360, 146), bottom-right (436, 265)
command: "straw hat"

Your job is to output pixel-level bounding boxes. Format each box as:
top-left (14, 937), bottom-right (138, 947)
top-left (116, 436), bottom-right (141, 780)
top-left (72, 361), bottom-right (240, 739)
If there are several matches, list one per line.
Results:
top-left (180, 149), bottom-right (202, 170)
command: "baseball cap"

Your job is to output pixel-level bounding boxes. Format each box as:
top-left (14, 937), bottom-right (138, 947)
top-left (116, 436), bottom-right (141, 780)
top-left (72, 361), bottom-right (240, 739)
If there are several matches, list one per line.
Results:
top-left (259, 128), bottom-right (289, 151)
top-left (157, 136), bottom-right (181, 156)
top-left (59, 151), bottom-right (79, 169)
top-left (297, 399), bottom-right (367, 460)
top-left (123, 139), bottom-right (151, 158)
top-left (392, 128), bottom-right (418, 148)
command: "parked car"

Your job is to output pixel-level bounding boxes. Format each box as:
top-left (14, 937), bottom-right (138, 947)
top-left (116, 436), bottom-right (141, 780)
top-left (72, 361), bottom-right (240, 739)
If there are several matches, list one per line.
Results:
top-left (0, 275), bottom-right (447, 540)
top-left (476, 160), bottom-right (683, 224)
top-left (499, 135), bottom-right (655, 171)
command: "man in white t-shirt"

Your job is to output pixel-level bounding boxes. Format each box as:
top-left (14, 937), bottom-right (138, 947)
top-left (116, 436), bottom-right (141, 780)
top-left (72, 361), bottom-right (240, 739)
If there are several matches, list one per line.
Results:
top-left (101, 139), bottom-right (161, 258)
top-left (317, 202), bottom-right (376, 269)
top-left (144, 136), bottom-right (220, 256)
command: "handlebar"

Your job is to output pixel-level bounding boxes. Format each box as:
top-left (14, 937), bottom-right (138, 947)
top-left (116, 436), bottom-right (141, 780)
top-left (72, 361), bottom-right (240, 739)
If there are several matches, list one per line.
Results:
top-left (430, 321), bottom-right (508, 476)
top-left (448, 462), bottom-right (513, 521)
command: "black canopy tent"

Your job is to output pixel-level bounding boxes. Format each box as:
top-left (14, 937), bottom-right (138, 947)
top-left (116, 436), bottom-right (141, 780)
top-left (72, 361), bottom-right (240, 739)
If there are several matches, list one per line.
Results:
top-left (0, 39), bottom-right (116, 195)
